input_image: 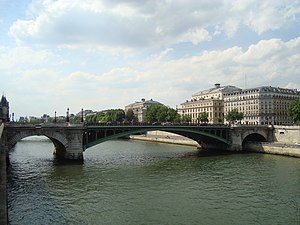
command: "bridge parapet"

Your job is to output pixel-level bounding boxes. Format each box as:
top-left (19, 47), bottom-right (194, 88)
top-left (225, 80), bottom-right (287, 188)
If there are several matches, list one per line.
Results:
top-left (5, 123), bottom-right (85, 161)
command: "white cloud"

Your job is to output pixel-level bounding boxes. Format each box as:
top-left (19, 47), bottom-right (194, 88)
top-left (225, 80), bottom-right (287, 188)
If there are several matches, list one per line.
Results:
top-left (2, 36), bottom-right (300, 117)
top-left (0, 46), bottom-right (55, 71)
top-left (8, 0), bottom-right (300, 51)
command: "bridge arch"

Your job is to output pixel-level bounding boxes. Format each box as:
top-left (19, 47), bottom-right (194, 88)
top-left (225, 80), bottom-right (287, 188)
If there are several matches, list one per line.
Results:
top-left (241, 133), bottom-right (267, 150)
top-left (84, 126), bottom-right (231, 150)
top-left (7, 131), bottom-right (68, 158)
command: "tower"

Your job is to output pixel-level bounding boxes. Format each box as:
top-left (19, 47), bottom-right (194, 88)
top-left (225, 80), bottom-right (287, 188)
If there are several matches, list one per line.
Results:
top-left (0, 95), bottom-right (9, 122)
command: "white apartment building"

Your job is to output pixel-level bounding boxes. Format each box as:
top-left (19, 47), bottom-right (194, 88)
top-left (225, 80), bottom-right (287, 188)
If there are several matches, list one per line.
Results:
top-left (178, 84), bottom-right (241, 124)
top-left (125, 98), bottom-right (162, 122)
top-left (179, 98), bottom-right (224, 124)
top-left (224, 86), bottom-right (300, 125)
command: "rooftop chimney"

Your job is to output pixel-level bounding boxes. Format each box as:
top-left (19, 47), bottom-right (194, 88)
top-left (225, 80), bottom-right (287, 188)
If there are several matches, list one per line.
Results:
top-left (215, 83), bottom-right (220, 88)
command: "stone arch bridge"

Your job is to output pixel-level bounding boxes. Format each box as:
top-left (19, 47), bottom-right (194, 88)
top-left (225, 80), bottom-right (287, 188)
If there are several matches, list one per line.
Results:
top-left (3, 123), bottom-right (274, 161)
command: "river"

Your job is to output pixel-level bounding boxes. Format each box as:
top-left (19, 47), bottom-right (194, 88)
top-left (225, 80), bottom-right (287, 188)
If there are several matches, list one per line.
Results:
top-left (7, 137), bottom-right (300, 225)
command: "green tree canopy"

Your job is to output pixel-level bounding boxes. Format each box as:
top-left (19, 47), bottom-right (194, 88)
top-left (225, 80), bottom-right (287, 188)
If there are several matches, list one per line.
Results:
top-left (225, 108), bottom-right (244, 124)
top-left (145, 104), bottom-right (179, 123)
top-left (289, 98), bottom-right (300, 124)
top-left (125, 108), bottom-right (135, 122)
top-left (85, 109), bottom-right (125, 123)
top-left (197, 112), bottom-right (209, 123)
top-left (181, 114), bottom-right (192, 123)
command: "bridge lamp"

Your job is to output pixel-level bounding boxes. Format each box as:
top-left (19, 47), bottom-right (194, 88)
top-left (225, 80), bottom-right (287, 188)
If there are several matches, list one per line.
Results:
top-left (66, 108), bottom-right (70, 123)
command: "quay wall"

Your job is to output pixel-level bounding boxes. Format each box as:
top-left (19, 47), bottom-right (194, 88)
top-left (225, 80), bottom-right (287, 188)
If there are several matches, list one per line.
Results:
top-left (0, 123), bottom-right (8, 225)
top-left (246, 143), bottom-right (300, 157)
top-left (273, 125), bottom-right (300, 144)
top-left (130, 131), bottom-right (199, 147)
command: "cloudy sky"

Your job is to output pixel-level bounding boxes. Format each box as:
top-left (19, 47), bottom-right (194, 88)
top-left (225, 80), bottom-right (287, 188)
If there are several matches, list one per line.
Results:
top-left (1, 0), bottom-right (299, 119)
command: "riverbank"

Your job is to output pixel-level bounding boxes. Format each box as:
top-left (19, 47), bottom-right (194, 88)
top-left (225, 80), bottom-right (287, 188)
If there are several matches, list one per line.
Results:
top-left (0, 123), bottom-right (8, 225)
top-left (129, 131), bottom-right (200, 147)
top-left (245, 143), bottom-right (300, 157)
top-left (130, 131), bottom-right (300, 158)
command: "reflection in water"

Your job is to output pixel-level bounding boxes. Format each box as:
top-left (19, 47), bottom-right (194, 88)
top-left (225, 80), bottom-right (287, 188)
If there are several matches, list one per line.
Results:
top-left (7, 137), bottom-right (300, 225)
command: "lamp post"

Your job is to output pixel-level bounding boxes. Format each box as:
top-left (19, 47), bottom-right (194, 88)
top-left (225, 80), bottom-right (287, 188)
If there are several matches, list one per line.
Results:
top-left (81, 108), bottom-right (84, 123)
top-left (54, 111), bottom-right (57, 123)
top-left (66, 108), bottom-right (70, 123)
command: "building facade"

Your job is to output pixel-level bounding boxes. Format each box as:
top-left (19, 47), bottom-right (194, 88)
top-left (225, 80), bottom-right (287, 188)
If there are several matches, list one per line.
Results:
top-left (178, 84), bottom-right (241, 124)
top-left (125, 99), bottom-right (163, 122)
top-left (224, 86), bottom-right (300, 125)
top-left (0, 95), bottom-right (9, 122)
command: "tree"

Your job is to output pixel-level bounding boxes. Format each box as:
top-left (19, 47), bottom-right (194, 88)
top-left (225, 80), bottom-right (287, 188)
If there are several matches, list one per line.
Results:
top-left (166, 108), bottom-right (181, 123)
top-left (125, 109), bottom-right (135, 122)
top-left (197, 112), bottom-right (209, 123)
top-left (289, 98), bottom-right (300, 124)
top-left (225, 108), bottom-right (244, 124)
top-left (85, 109), bottom-right (125, 123)
top-left (181, 114), bottom-right (192, 123)
top-left (145, 104), bottom-right (160, 123)
top-left (145, 104), bottom-right (180, 123)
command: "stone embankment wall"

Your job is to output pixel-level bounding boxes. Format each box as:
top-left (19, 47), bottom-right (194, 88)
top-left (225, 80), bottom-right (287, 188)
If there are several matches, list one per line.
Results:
top-left (245, 143), bottom-right (300, 157)
top-left (0, 123), bottom-right (8, 224)
top-left (130, 131), bottom-right (200, 147)
top-left (246, 126), bottom-right (300, 157)
top-left (273, 125), bottom-right (300, 144)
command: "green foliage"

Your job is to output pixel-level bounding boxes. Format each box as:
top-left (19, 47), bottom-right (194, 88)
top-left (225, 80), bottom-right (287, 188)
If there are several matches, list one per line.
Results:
top-left (289, 98), bottom-right (300, 124)
top-left (125, 109), bottom-right (135, 122)
top-left (197, 112), bottom-right (209, 123)
top-left (181, 114), bottom-right (192, 123)
top-left (225, 108), bottom-right (244, 124)
top-left (85, 109), bottom-right (125, 123)
top-left (145, 104), bottom-right (180, 123)
top-left (70, 116), bottom-right (81, 124)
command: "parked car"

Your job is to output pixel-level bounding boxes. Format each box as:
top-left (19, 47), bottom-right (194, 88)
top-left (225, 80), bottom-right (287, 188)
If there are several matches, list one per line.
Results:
top-left (152, 122), bottom-right (161, 125)
top-left (295, 142), bottom-right (300, 146)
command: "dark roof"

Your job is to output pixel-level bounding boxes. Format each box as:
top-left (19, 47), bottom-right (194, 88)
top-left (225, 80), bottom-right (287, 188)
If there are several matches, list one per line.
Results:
top-left (0, 95), bottom-right (9, 106)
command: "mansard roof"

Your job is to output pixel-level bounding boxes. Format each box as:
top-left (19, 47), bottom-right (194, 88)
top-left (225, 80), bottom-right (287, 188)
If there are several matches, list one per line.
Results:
top-left (126, 99), bottom-right (163, 108)
top-left (192, 85), bottom-right (241, 97)
top-left (224, 86), bottom-right (300, 96)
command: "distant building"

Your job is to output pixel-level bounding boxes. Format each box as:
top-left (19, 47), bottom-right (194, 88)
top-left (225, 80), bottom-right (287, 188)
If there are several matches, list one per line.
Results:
top-left (0, 95), bottom-right (9, 122)
top-left (125, 98), bottom-right (163, 122)
top-left (178, 84), bottom-right (241, 124)
top-left (76, 109), bottom-right (94, 121)
top-left (224, 86), bottom-right (300, 125)
top-left (192, 83), bottom-right (242, 100)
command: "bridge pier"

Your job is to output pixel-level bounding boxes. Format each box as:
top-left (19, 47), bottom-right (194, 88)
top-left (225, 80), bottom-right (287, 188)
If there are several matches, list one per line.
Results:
top-left (52, 127), bottom-right (84, 162)
top-left (52, 146), bottom-right (84, 162)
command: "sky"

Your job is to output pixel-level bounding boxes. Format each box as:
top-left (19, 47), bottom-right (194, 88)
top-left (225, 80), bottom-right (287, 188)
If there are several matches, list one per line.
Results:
top-left (0, 0), bottom-right (300, 119)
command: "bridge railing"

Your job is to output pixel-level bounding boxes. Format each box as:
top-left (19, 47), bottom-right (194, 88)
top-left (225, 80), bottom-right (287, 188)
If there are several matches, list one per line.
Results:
top-left (5, 122), bottom-right (84, 128)
top-left (84, 122), bottom-right (231, 127)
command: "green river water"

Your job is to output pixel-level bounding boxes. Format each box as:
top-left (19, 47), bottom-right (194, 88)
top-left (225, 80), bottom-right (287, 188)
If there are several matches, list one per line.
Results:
top-left (7, 137), bottom-right (300, 225)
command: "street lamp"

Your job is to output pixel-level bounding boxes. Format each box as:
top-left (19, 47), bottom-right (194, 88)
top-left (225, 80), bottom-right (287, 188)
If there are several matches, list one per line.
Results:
top-left (81, 108), bottom-right (84, 123)
top-left (66, 108), bottom-right (70, 123)
top-left (54, 111), bottom-right (57, 123)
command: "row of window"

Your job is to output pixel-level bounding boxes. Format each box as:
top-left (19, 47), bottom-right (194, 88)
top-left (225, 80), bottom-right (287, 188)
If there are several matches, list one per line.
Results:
top-left (225, 94), bottom-right (298, 102)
